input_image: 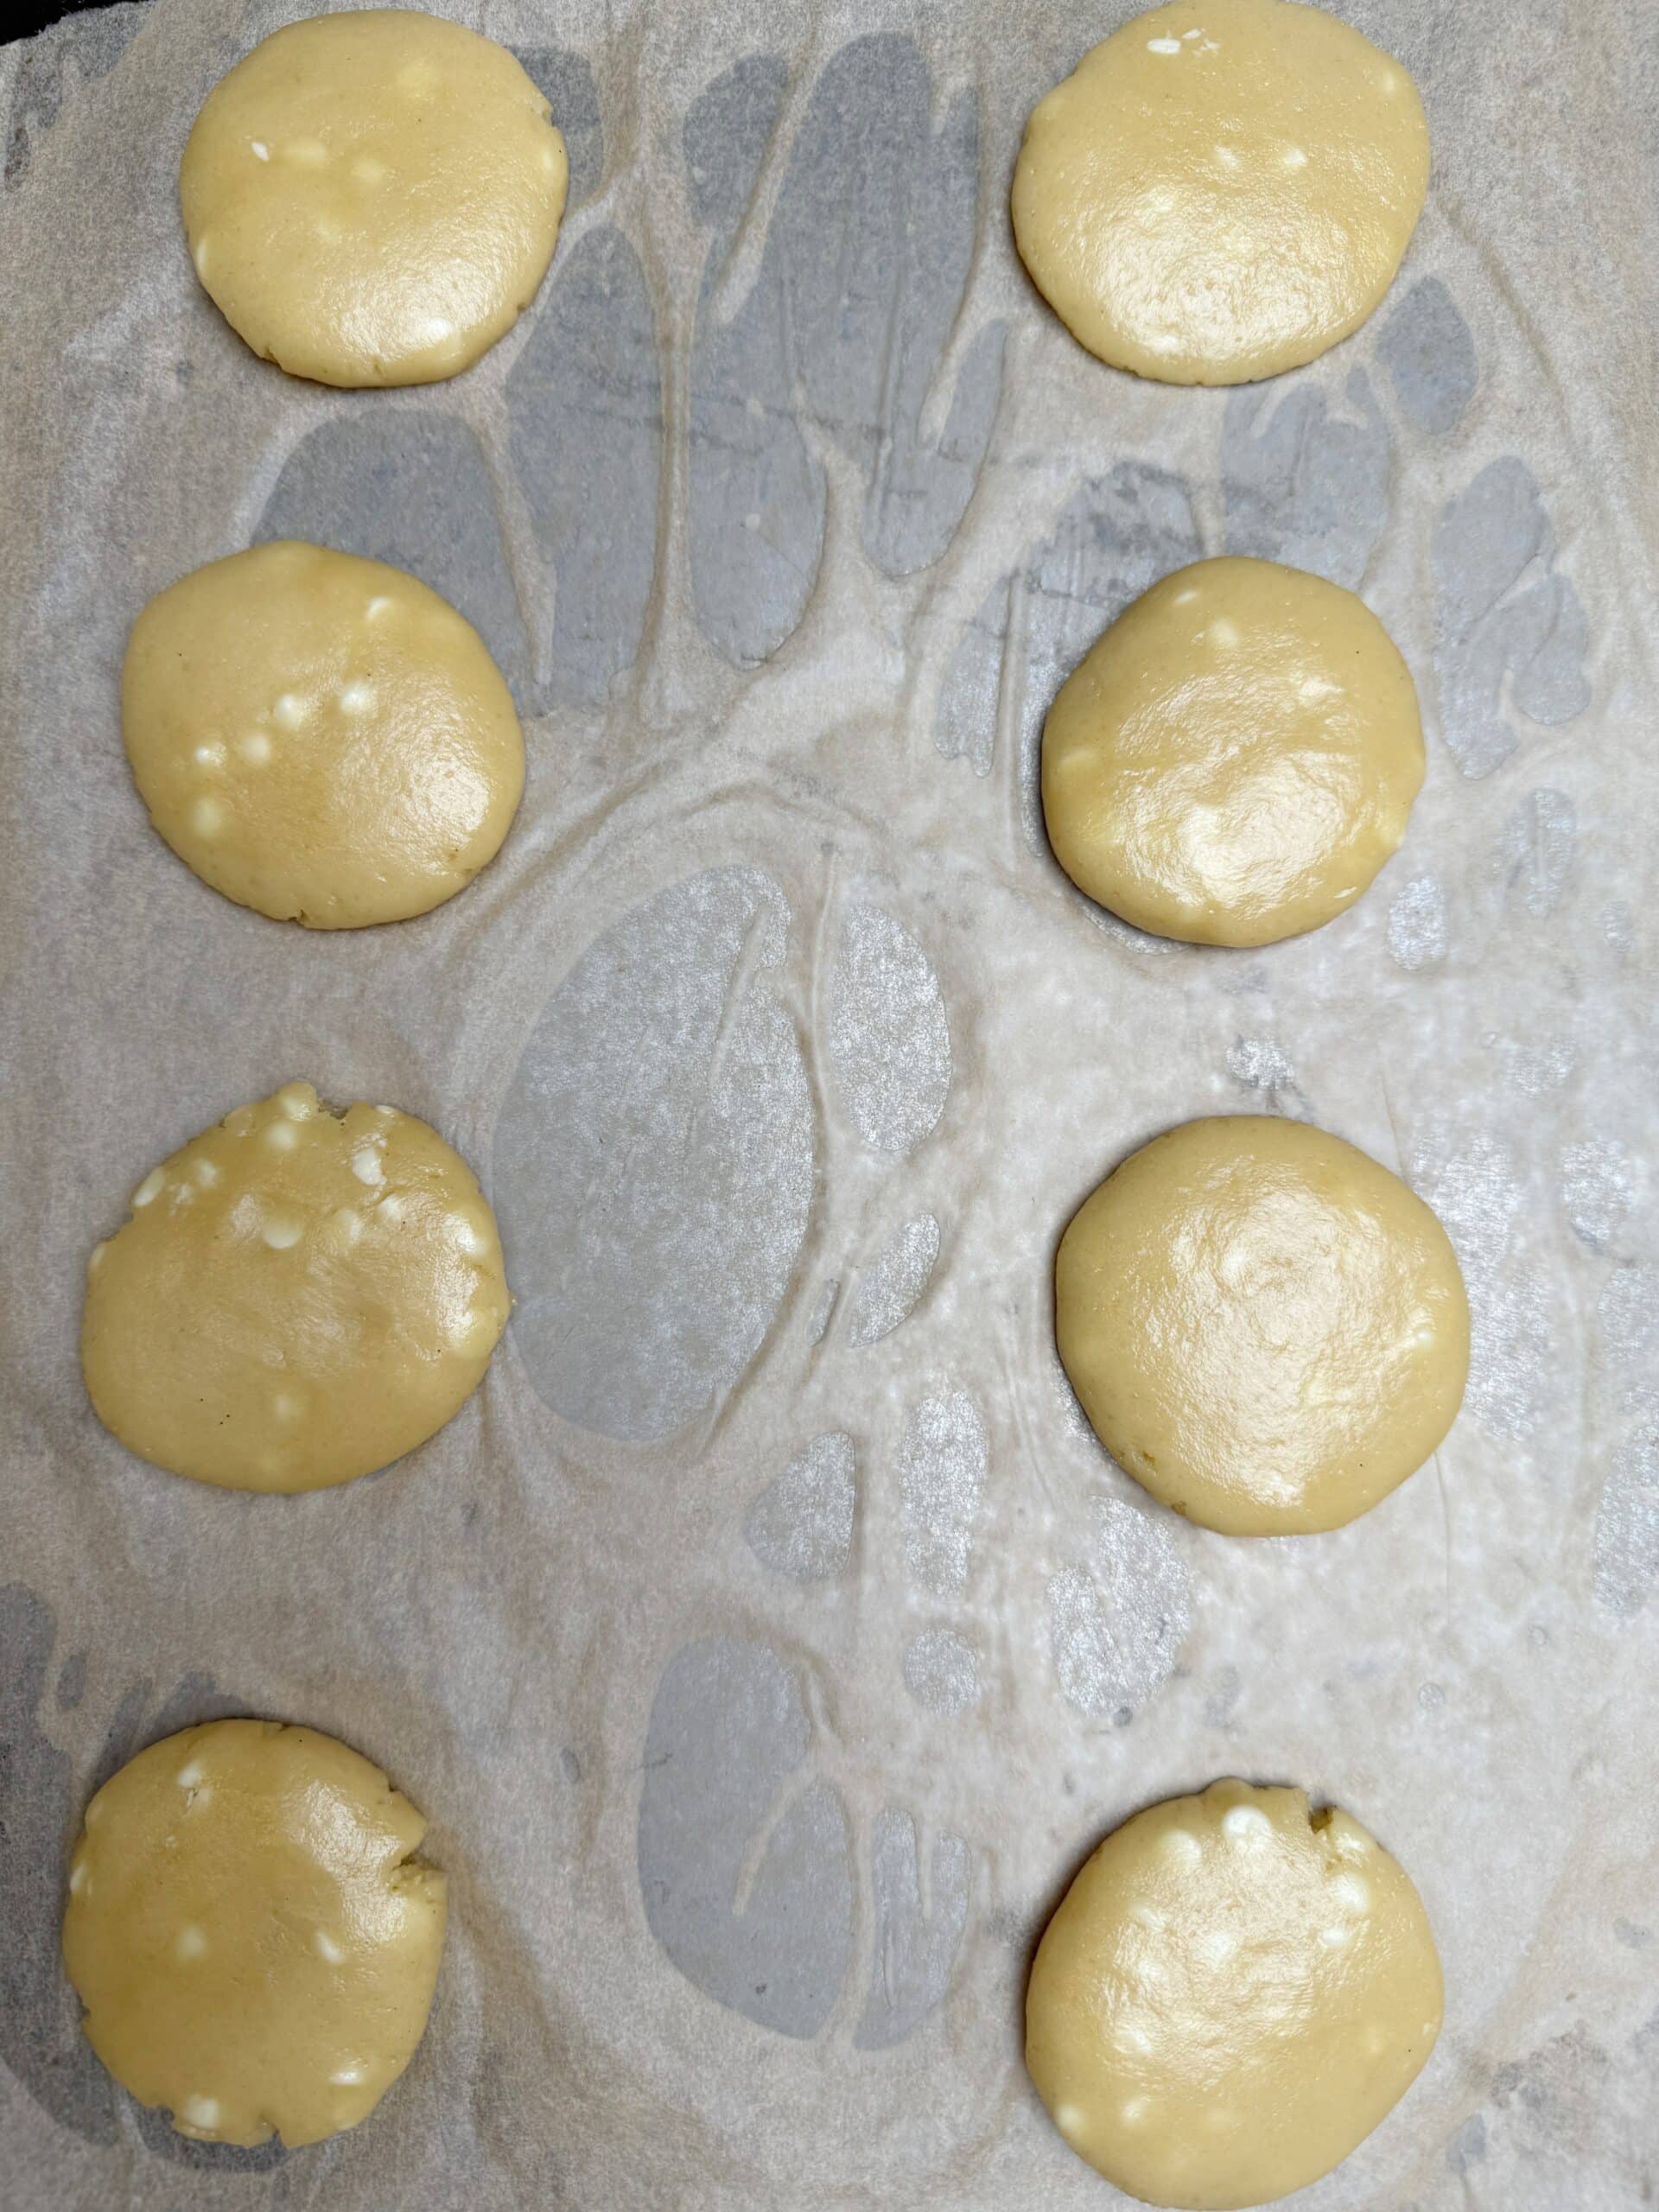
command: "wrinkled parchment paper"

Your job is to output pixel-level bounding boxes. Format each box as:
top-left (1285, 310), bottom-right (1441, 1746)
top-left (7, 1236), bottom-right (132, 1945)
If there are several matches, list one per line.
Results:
top-left (3, 2), bottom-right (1656, 2205)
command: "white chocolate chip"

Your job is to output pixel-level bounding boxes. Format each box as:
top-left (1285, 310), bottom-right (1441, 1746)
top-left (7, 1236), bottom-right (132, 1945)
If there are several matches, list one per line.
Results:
top-left (315, 1930), bottom-right (345, 1965)
top-left (448, 1209), bottom-right (490, 1259)
top-left (238, 731), bottom-right (272, 766)
top-left (1320, 1923), bottom-right (1354, 1948)
top-left (1332, 1872), bottom-right (1371, 1915)
top-left (286, 137), bottom-right (327, 168)
top-left (265, 1120), bottom-right (299, 1151)
top-left (377, 1193), bottom-right (408, 1226)
top-left (1213, 145), bottom-right (1242, 170)
top-left (191, 797), bottom-right (226, 839)
top-left (422, 317), bottom-right (454, 345)
top-left (1055, 2104), bottom-right (1085, 2139)
top-left (176, 1925), bottom-right (208, 1961)
top-left (1162, 1827), bottom-right (1202, 1866)
top-left (69, 1859), bottom-right (89, 1894)
top-left (1121, 2096), bottom-right (1151, 2126)
top-left (1209, 618), bottom-right (1241, 649)
top-left (351, 1145), bottom-right (385, 1187)
top-left (192, 238), bottom-right (212, 280)
top-left (193, 741), bottom-right (226, 770)
top-left (1198, 1927), bottom-right (1238, 1966)
top-left (327, 1205), bottom-right (365, 1249)
top-left (351, 154), bottom-right (388, 185)
top-left (1171, 586), bottom-right (1199, 607)
top-left (277, 1084), bottom-right (312, 1120)
top-left (332, 2064), bottom-right (365, 2086)
top-left (181, 2095), bottom-right (220, 2132)
top-left (133, 1168), bottom-right (167, 1208)
top-left (261, 1214), bottom-right (302, 1250)
top-left (273, 693), bottom-right (308, 731)
top-left (1282, 144), bottom-right (1308, 168)
top-left (339, 682), bottom-right (375, 715)
top-left (192, 1157), bottom-right (220, 1189)
top-left (365, 596), bottom-right (396, 620)
top-left (1222, 1803), bottom-right (1274, 1845)
top-left (270, 1390), bottom-right (304, 1422)
top-left (1147, 35), bottom-right (1182, 53)
top-left (1116, 2021), bottom-right (1154, 2056)
top-left (251, 140), bottom-right (270, 161)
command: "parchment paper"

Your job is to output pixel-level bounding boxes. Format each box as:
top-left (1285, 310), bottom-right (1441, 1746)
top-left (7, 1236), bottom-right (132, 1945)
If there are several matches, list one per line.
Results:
top-left (3, 2), bottom-right (1656, 2206)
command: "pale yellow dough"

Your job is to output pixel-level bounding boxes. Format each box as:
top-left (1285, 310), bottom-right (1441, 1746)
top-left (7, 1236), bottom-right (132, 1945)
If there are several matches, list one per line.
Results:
top-left (1043, 557), bottom-right (1423, 946)
top-left (1012, 0), bottom-right (1428, 385)
top-left (63, 1719), bottom-right (446, 2149)
top-left (123, 543), bottom-right (524, 931)
top-left (181, 10), bottom-right (569, 386)
top-left (1056, 1116), bottom-right (1468, 1535)
top-left (81, 1083), bottom-right (511, 1494)
top-left (1027, 1780), bottom-right (1442, 2209)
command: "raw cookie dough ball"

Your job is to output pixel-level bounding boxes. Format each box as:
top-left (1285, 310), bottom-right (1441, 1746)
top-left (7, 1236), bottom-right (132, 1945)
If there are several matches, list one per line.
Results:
top-left (1055, 1116), bottom-right (1467, 1535)
top-left (181, 10), bottom-right (569, 386)
top-left (1042, 558), bottom-right (1423, 946)
top-left (1012, 0), bottom-right (1428, 385)
top-left (123, 542), bottom-right (524, 930)
top-left (81, 1083), bottom-right (511, 1493)
top-left (1026, 1780), bottom-right (1442, 2209)
top-left (63, 1719), bottom-right (446, 2148)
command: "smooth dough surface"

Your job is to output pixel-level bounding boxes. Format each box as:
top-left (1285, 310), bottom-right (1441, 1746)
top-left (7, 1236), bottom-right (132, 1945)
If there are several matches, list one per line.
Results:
top-left (1043, 557), bottom-right (1423, 946)
top-left (63, 1719), bottom-right (446, 2148)
top-left (181, 10), bottom-right (569, 386)
top-left (82, 1083), bottom-right (510, 1493)
top-left (124, 543), bottom-right (524, 930)
top-left (1011, 0), bottom-right (1428, 384)
top-left (1026, 1780), bottom-right (1443, 2209)
top-left (1056, 1116), bottom-right (1467, 1535)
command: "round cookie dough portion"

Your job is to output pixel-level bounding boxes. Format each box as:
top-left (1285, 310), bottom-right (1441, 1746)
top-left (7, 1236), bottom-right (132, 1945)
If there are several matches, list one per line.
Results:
top-left (1055, 1116), bottom-right (1467, 1535)
top-left (81, 1083), bottom-right (511, 1493)
top-left (1043, 557), bottom-right (1424, 946)
top-left (124, 542), bottom-right (524, 930)
top-left (1027, 1780), bottom-right (1443, 2209)
top-left (181, 10), bottom-right (569, 386)
top-left (63, 1719), bottom-right (446, 2148)
top-left (1012, 0), bottom-right (1428, 385)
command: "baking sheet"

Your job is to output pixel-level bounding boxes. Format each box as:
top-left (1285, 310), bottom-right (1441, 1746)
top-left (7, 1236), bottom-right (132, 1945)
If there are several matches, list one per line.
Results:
top-left (3, 1), bottom-right (1657, 2205)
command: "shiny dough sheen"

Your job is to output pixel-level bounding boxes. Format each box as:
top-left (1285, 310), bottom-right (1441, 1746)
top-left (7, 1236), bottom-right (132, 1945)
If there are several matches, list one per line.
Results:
top-left (81, 1083), bottom-right (511, 1493)
top-left (1042, 557), bottom-right (1424, 946)
top-left (1012, 0), bottom-right (1428, 384)
top-left (63, 1720), bottom-right (446, 2148)
top-left (181, 10), bottom-right (569, 386)
top-left (1026, 1780), bottom-right (1443, 2208)
top-left (123, 542), bottom-right (525, 930)
top-left (1055, 1116), bottom-right (1468, 1535)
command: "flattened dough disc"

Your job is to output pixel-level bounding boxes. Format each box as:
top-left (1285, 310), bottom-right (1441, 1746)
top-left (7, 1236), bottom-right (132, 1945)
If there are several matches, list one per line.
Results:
top-left (181, 9), bottom-right (569, 386)
top-left (81, 1083), bottom-right (511, 1493)
top-left (64, 1719), bottom-right (446, 2148)
top-left (1012, 0), bottom-right (1428, 384)
top-left (1042, 557), bottom-right (1423, 946)
top-left (123, 542), bottom-right (524, 930)
top-left (1055, 1116), bottom-right (1468, 1535)
top-left (1027, 1780), bottom-right (1443, 2208)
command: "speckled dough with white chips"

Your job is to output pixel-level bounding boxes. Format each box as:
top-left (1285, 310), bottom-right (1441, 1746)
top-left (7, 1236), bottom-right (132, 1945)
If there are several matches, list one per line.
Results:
top-left (1012, 0), bottom-right (1429, 384)
top-left (181, 9), bottom-right (569, 386)
top-left (1027, 1780), bottom-right (1443, 2209)
top-left (1043, 557), bottom-right (1424, 945)
top-left (63, 1719), bottom-right (446, 2148)
top-left (1056, 1116), bottom-right (1469, 1535)
top-left (123, 542), bottom-right (525, 929)
top-left (81, 1083), bottom-right (511, 1492)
